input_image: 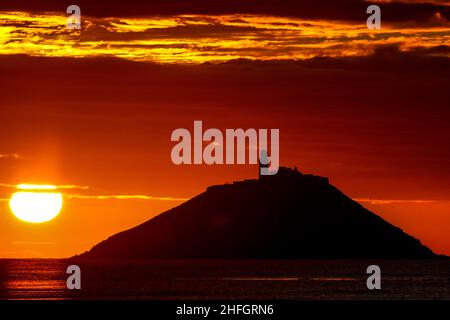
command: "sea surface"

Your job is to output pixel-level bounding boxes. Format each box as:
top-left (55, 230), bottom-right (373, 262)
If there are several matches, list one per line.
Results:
top-left (0, 259), bottom-right (449, 300)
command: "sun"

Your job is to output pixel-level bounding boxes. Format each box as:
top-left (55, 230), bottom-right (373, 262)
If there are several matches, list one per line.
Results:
top-left (9, 184), bottom-right (63, 223)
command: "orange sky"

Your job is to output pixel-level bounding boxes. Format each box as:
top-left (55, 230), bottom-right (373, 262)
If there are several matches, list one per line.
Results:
top-left (0, 0), bottom-right (449, 257)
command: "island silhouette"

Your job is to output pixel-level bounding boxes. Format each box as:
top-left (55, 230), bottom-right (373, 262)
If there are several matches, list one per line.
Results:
top-left (77, 167), bottom-right (435, 260)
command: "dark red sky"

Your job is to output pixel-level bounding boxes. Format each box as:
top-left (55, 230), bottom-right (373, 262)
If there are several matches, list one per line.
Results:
top-left (2, 0), bottom-right (449, 21)
top-left (0, 0), bottom-right (449, 257)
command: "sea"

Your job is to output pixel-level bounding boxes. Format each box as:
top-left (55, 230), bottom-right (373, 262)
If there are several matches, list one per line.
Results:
top-left (0, 259), bottom-right (449, 300)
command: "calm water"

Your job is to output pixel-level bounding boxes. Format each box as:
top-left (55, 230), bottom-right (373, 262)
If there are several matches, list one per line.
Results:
top-left (0, 259), bottom-right (449, 300)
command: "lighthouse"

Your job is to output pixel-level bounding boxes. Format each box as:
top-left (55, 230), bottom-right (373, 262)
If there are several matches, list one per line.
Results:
top-left (259, 150), bottom-right (270, 179)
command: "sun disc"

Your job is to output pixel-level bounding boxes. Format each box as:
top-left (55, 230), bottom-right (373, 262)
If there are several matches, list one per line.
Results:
top-left (9, 189), bottom-right (63, 223)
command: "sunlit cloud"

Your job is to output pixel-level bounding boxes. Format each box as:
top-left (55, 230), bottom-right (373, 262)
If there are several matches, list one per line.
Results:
top-left (0, 153), bottom-right (20, 159)
top-left (0, 194), bottom-right (188, 202)
top-left (0, 182), bottom-right (185, 202)
top-left (355, 198), bottom-right (436, 205)
top-left (65, 194), bottom-right (188, 201)
top-left (0, 183), bottom-right (89, 190)
top-left (1, 195), bottom-right (439, 204)
top-left (56, 185), bottom-right (89, 190)
top-left (0, 12), bottom-right (448, 63)
top-left (0, 183), bottom-right (18, 188)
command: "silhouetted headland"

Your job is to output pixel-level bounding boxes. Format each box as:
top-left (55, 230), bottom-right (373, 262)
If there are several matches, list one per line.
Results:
top-left (76, 167), bottom-right (436, 260)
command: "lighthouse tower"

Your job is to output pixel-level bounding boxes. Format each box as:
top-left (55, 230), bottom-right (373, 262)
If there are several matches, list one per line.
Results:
top-left (259, 150), bottom-right (270, 179)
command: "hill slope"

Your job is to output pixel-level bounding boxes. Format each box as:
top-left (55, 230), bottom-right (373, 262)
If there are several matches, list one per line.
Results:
top-left (77, 167), bottom-right (435, 259)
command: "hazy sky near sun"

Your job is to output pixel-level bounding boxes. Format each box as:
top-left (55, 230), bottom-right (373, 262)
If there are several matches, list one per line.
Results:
top-left (0, 0), bottom-right (449, 258)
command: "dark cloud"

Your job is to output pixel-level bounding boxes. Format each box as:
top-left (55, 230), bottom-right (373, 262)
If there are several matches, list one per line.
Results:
top-left (1, 0), bottom-right (449, 22)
